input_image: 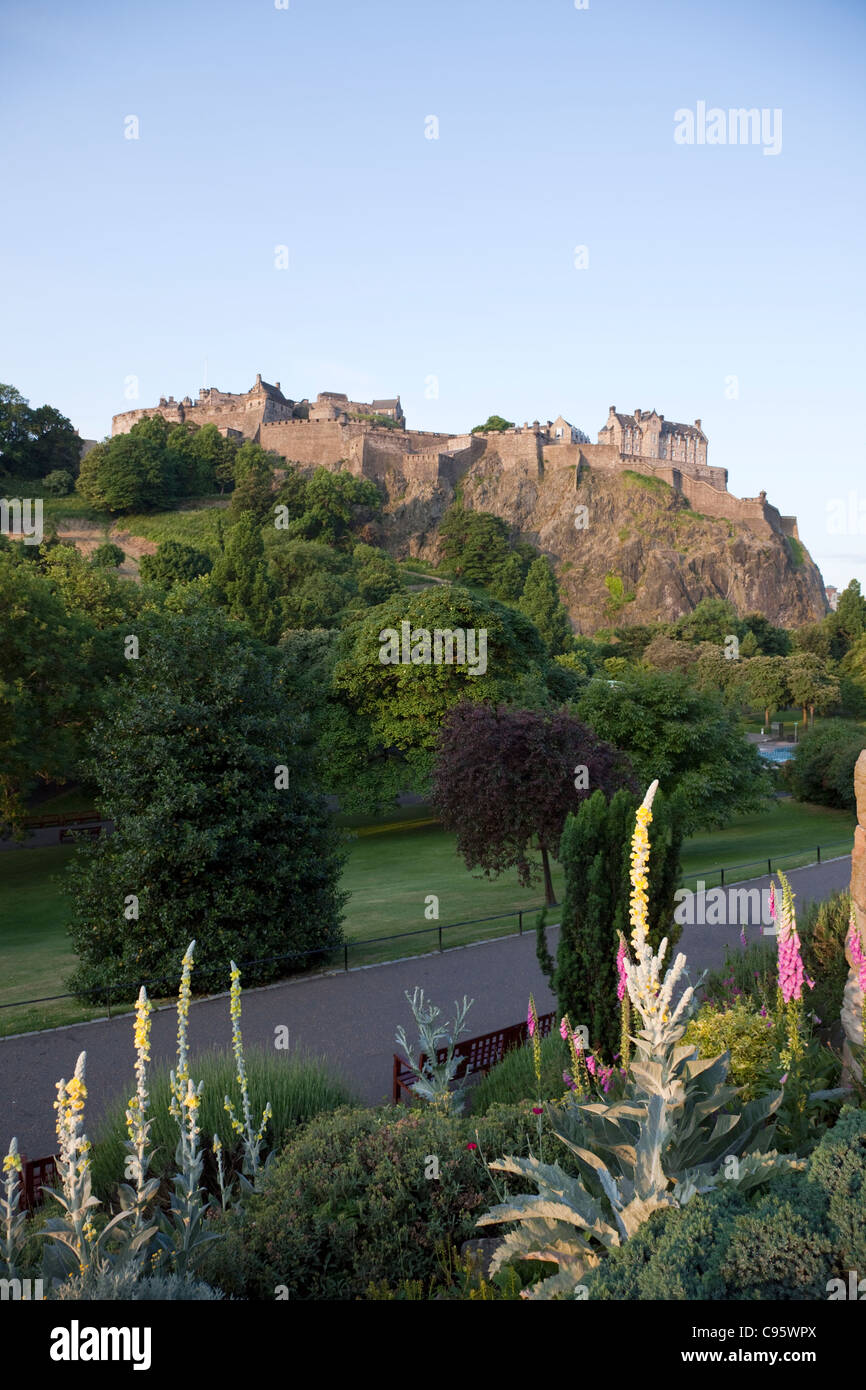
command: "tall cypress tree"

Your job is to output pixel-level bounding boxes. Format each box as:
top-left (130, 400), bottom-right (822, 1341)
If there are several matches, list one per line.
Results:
top-left (540, 787), bottom-right (682, 1054)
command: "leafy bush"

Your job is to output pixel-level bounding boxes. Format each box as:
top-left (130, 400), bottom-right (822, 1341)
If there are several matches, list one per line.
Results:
top-left (89, 1047), bottom-right (356, 1202)
top-left (800, 889), bottom-right (853, 1026)
top-left (197, 1102), bottom-right (571, 1301)
top-left (685, 999), bottom-right (779, 1100)
top-left (42, 469), bottom-right (74, 496)
top-left (139, 539), bottom-right (212, 588)
top-left (91, 542), bottom-right (125, 568)
top-left (585, 1107), bottom-right (866, 1299)
top-left (784, 720), bottom-right (866, 810)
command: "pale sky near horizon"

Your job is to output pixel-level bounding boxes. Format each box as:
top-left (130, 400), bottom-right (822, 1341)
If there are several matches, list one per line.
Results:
top-left (2, 0), bottom-right (864, 594)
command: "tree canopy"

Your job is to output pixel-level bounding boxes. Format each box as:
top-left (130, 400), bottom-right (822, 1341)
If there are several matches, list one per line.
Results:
top-left (431, 701), bottom-right (636, 906)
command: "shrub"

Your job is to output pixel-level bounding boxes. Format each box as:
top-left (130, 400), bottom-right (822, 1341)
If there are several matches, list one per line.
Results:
top-left (51, 1268), bottom-right (225, 1300)
top-left (685, 999), bottom-right (779, 1099)
top-left (549, 786), bottom-right (682, 1057)
top-left (42, 469), bottom-right (74, 496)
top-left (90, 1047), bottom-right (356, 1202)
top-left (197, 1101), bottom-right (570, 1301)
top-left (799, 889), bottom-right (853, 1027)
top-left (91, 542), bottom-right (125, 568)
top-left (139, 539), bottom-right (213, 588)
top-left (785, 720), bottom-right (866, 810)
top-left (586, 1108), bottom-right (866, 1300)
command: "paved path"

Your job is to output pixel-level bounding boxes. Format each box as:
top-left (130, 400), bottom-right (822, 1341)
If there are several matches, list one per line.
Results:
top-left (0, 855), bottom-right (850, 1159)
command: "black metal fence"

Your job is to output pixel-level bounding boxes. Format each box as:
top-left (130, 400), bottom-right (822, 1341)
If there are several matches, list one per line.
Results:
top-left (0, 838), bottom-right (853, 1022)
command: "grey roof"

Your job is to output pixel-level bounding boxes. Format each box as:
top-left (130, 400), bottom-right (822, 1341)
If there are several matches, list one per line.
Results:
top-left (371, 398), bottom-right (401, 410)
top-left (257, 379), bottom-right (287, 399)
top-left (608, 410), bottom-right (705, 439)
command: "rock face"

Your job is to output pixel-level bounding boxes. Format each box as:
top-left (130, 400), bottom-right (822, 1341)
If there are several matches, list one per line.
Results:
top-left (373, 452), bottom-right (827, 633)
top-left (842, 751), bottom-right (866, 1082)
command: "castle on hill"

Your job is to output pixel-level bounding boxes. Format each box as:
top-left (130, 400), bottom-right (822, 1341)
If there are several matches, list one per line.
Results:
top-left (112, 375), bottom-right (799, 543)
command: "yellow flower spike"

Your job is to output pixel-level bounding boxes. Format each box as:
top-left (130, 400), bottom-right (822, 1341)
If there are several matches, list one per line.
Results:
top-left (629, 780), bottom-right (658, 951)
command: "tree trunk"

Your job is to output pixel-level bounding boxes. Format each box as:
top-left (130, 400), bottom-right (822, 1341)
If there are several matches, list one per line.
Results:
top-left (802, 705), bottom-right (808, 727)
top-left (541, 845), bottom-right (557, 908)
top-left (765, 705), bottom-right (771, 729)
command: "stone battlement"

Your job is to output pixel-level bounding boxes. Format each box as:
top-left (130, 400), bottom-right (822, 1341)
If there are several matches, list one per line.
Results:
top-left (110, 377), bottom-right (798, 536)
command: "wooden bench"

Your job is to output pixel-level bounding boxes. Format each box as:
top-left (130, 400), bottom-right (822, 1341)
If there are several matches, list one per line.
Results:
top-left (19, 1153), bottom-right (59, 1208)
top-left (392, 1012), bottom-right (555, 1105)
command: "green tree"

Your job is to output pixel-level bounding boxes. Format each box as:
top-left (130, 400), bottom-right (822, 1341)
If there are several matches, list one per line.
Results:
top-left (829, 580), bottom-right (866, 657)
top-left (741, 612), bottom-right (791, 657)
top-left (785, 652), bottom-right (840, 726)
top-left (791, 621), bottom-right (832, 659)
top-left (785, 720), bottom-right (866, 811)
top-left (76, 416), bottom-right (178, 513)
top-left (576, 668), bottom-right (769, 835)
top-left (65, 607), bottom-right (347, 999)
top-left (43, 469), bottom-right (74, 496)
top-left (91, 542), bottom-right (125, 569)
top-left (0, 386), bottom-right (80, 479)
top-left (0, 383), bottom-right (31, 477)
top-left (671, 598), bottom-right (742, 646)
top-left (744, 654), bottom-right (790, 728)
top-left (40, 543), bottom-right (145, 629)
top-left (352, 544), bottom-right (404, 606)
top-left (470, 415), bottom-right (514, 434)
top-left (280, 468), bottom-right (381, 548)
top-left (329, 587), bottom-right (551, 807)
top-left (229, 441), bottom-right (278, 520)
top-left (210, 512), bottom-right (281, 642)
top-left (0, 551), bottom-right (112, 832)
top-left (488, 551), bottom-right (526, 602)
top-left (552, 787), bottom-right (682, 1054)
top-left (518, 557), bottom-right (573, 656)
top-left (139, 540), bottom-right (213, 589)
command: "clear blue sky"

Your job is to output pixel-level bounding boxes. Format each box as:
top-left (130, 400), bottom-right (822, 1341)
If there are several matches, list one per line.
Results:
top-left (2, 0), bottom-right (864, 592)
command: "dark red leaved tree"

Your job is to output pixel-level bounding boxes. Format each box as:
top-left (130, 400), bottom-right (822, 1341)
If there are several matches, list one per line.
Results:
top-left (431, 702), bottom-right (636, 906)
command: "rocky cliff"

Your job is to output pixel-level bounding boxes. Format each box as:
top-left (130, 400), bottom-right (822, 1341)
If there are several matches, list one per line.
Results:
top-left (367, 449), bottom-right (827, 635)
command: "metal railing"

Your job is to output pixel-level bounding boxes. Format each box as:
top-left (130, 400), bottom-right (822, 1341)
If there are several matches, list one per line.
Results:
top-left (0, 838), bottom-right (853, 1021)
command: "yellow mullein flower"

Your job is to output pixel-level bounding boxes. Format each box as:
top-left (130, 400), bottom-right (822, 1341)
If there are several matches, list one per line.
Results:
top-left (629, 780), bottom-right (658, 951)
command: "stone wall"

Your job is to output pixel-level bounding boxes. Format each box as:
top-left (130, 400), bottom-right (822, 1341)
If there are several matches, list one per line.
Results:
top-left (476, 430), bottom-right (542, 473)
top-left (113, 399), bottom-right (266, 439)
top-left (842, 750), bottom-right (866, 1081)
top-left (259, 418), bottom-right (361, 468)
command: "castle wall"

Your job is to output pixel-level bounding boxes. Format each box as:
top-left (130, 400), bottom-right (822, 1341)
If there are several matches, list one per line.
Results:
top-left (259, 418), bottom-right (355, 467)
top-left (113, 399), bottom-right (266, 439)
top-left (477, 431), bottom-right (542, 473)
top-left (113, 405), bottom-right (185, 435)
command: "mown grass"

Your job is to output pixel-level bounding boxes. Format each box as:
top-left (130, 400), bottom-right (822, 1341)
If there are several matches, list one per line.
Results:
top-left (0, 797), bottom-right (855, 1037)
top-left (678, 798), bottom-right (855, 890)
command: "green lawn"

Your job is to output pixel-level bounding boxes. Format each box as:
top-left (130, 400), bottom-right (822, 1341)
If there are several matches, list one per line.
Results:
top-left (678, 798), bottom-right (855, 890)
top-left (0, 797), bottom-right (856, 1038)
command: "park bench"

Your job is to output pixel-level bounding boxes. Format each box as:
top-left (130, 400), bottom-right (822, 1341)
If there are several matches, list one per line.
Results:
top-left (392, 1011), bottom-right (555, 1105)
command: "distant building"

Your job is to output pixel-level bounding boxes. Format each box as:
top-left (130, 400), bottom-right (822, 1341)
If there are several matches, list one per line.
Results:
top-left (826, 585), bottom-right (839, 610)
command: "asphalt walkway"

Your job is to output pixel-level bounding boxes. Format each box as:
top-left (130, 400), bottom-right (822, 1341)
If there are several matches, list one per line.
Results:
top-left (0, 855), bottom-right (851, 1159)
